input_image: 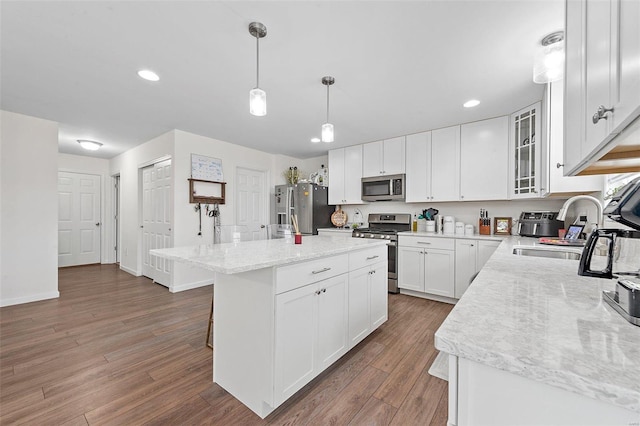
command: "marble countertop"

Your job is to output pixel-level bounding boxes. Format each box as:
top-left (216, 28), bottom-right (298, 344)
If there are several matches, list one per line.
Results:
top-left (398, 231), bottom-right (504, 241)
top-left (150, 235), bottom-right (386, 274)
top-left (435, 236), bottom-right (640, 413)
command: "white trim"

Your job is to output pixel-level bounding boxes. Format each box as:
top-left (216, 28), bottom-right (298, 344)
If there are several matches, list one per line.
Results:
top-left (0, 291), bottom-right (60, 307)
top-left (119, 264), bottom-right (140, 277)
top-left (138, 154), bottom-right (171, 169)
top-left (399, 288), bottom-right (458, 305)
top-left (170, 279), bottom-right (214, 293)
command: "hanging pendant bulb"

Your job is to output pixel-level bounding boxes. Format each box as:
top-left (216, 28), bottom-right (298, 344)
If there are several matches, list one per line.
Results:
top-left (321, 76), bottom-right (335, 142)
top-left (249, 22), bottom-right (267, 116)
top-left (533, 31), bottom-right (564, 84)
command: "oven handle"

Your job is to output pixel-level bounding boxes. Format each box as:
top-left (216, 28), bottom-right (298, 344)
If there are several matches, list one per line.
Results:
top-left (387, 241), bottom-right (397, 247)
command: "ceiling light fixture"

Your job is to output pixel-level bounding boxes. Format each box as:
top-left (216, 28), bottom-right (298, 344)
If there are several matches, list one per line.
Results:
top-left (463, 99), bottom-right (480, 108)
top-left (321, 76), bottom-right (335, 143)
top-left (248, 22), bottom-right (267, 116)
top-left (137, 69), bottom-right (159, 82)
top-left (533, 31), bottom-right (565, 84)
top-left (311, 137), bottom-right (321, 143)
top-left (77, 139), bottom-right (103, 151)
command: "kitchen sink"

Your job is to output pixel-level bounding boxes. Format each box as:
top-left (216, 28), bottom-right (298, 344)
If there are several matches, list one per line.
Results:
top-left (512, 246), bottom-right (582, 260)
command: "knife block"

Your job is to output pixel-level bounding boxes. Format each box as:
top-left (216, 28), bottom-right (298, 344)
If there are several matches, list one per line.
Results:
top-left (479, 220), bottom-right (491, 235)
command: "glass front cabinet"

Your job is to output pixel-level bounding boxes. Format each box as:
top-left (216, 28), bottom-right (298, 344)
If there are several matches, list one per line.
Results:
top-left (510, 102), bottom-right (542, 198)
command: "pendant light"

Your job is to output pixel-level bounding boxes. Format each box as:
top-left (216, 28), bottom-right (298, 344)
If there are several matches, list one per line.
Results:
top-left (321, 76), bottom-right (335, 142)
top-left (248, 22), bottom-right (267, 116)
top-left (533, 31), bottom-right (564, 84)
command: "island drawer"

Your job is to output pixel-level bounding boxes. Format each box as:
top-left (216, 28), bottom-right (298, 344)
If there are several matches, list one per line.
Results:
top-left (349, 245), bottom-right (387, 271)
top-left (276, 254), bottom-right (348, 294)
top-left (398, 235), bottom-right (454, 250)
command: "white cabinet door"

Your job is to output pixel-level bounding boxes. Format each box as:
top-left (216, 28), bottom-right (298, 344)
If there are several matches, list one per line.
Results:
top-left (460, 117), bottom-right (509, 201)
top-left (424, 249), bottom-right (455, 297)
top-left (455, 240), bottom-right (478, 299)
top-left (383, 136), bottom-right (406, 175)
top-left (477, 240), bottom-right (500, 270)
top-left (369, 262), bottom-right (388, 329)
top-left (317, 275), bottom-right (349, 370)
top-left (274, 283), bottom-right (317, 403)
top-left (343, 145), bottom-right (364, 204)
top-left (613, 0), bottom-right (640, 133)
top-left (328, 146), bottom-right (363, 205)
top-left (348, 267), bottom-right (371, 347)
top-left (431, 126), bottom-right (460, 201)
top-left (328, 148), bottom-right (345, 204)
top-left (397, 246), bottom-right (424, 292)
top-left (510, 103), bottom-right (542, 199)
top-left (405, 131), bottom-right (431, 202)
top-left (362, 141), bottom-right (384, 177)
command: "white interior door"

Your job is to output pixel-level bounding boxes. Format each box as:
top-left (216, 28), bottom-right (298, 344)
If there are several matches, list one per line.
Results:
top-left (236, 167), bottom-right (267, 240)
top-left (58, 172), bottom-right (101, 267)
top-left (141, 159), bottom-right (172, 286)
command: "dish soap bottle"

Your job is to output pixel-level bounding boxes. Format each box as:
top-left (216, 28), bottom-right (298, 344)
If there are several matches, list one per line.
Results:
top-left (412, 214), bottom-right (418, 232)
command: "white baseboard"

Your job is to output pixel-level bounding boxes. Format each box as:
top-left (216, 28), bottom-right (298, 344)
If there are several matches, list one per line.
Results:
top-left (0, 291), bottom-right (60, 307)
top-left (399, 289), bottom-right (458, 305)
top-left (170, 279), bottom-right (214, 293)
top-left (119, 264), bottom-right (140, 276)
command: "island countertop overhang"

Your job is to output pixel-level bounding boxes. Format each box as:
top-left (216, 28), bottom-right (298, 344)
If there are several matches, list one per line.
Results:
top-left (150, 235), bottom-right (388, 275)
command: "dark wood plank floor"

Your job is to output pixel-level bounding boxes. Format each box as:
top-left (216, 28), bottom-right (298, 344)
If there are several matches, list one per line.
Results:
top-left (0, 264), bottom-right (452, 425)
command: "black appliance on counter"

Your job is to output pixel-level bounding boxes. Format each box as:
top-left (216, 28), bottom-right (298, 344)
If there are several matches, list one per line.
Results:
top-left (578, 176), bottom-right (640, 327)
top-left (352, 213), bottom-right (412, 294)
top-left (517, 211), bottom-right (563, 237)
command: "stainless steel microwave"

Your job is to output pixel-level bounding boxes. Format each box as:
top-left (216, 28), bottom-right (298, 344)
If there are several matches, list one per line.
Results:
top-left (361, 174), bottom-right (405, 201)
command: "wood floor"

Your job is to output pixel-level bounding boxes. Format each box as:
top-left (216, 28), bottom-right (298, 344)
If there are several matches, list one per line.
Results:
top-left (0, 264), bottom-right (453, 425)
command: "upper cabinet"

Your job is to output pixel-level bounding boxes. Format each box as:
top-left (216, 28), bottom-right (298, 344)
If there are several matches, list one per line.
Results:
top-left (362, 137), bottom-right (406, 177)
top-left (564, 0), bottom-right (640, 175)
top-left (460, 117), bottom-right (510, 201)
top-left (405, 126), bottom-right (460, 202)
top-left (509, 103), bottom-right (542, 199)
top-left (328, 145), bottom-right (364, 205)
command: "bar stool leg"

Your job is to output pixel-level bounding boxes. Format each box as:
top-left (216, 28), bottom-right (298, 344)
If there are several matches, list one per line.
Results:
top-left (206, 296), bottom-right (213, 349)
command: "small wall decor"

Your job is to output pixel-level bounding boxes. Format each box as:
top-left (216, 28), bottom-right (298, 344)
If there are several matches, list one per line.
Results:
top-left (191, 154), bottom-right (223, 181)
top-left (494, 217), bottom-right (512, 235)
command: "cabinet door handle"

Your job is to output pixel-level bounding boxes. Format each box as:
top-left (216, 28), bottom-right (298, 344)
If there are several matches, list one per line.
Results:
top-left (322, 288), bottom-right (327, 293)
top-left (592, 105), bottom-right (614, 123)
top-left (311, 267), bottom-right (331, 274)
top-left (556, 163), bottom-right (564, 169)
top-left (315, 290), bottom-right (322, 295)
top-left (366, 255), bottom-right (379, 260)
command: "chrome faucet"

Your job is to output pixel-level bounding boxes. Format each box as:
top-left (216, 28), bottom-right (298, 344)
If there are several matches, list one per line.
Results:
top-left (557, 195), bottom-right (603, 231)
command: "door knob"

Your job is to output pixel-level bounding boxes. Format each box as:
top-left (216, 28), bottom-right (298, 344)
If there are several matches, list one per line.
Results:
top-left (95, 222), bottom-right (100, 227)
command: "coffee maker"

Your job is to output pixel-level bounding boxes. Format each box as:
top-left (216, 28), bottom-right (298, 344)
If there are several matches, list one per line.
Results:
top-left (578, 176), bottom-right (640, 326)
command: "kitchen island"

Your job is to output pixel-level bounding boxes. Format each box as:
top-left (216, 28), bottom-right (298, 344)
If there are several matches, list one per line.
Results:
top-left (435, 236), bottom-right (640, 425)
top-left (151, 236), bottom-right (388, 418)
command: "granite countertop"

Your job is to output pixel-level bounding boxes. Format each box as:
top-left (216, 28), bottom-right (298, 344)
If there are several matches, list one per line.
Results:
top-left (398, 231), bottom-right (504, 242)
top-left (150, 235), bottom-right (386, 274)
top-left (435, 236), bottom-right (640, 414)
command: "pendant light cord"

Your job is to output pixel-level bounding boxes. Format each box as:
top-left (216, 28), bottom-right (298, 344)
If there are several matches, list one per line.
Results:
top-left (326, 83), bottom-right (330, 123)
top-left (256, 35), bottom-right (260, 88)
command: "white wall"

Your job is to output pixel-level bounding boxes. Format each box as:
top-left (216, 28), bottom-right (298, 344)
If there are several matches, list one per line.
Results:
top-left (58, 153), bottom-right (114, 263)
top-left (1, 111), bottom-right (59, 306)
top-left (109, 131), bottom-right (174, 277)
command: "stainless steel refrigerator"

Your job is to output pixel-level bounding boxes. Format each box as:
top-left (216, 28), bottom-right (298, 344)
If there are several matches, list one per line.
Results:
top-left (273, 183), bottom-right (334, 235)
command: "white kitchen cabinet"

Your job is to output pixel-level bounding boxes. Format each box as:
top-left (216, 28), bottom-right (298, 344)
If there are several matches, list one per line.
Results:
top-left (328, 145), bottom-right (364, 205)
top-left (398, 236), bottom-right (455, 297)
top-left (509, 103), bottom-right (542, 199)
top-left (405, 126), bottom-right (460, 202)
top-left (274, 273), bottom-right (348, 404)
top-left (564, 0), bottom-right (640, 175)
top-left (347, 260), bottom-right (387, 348)
top-left (460, 117), bottom-right (509, 201)
top-left (362, 137), bottom-right (406, 177)
top-left (542, 80), bottom-right (603, 194)
top-left (455, 239), bottom-right (500, 298)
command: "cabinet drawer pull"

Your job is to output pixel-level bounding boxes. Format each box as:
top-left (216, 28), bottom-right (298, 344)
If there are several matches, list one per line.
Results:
top-left (417, 241), bottom-right (431, 245)
top-left (311, 267), bottom-right (331, 274)
top-left (366, 255), bottom-right (380, 260)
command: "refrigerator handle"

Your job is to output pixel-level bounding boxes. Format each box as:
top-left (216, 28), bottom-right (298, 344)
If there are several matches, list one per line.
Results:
top-left (287, 186), bottom-right (295, 225)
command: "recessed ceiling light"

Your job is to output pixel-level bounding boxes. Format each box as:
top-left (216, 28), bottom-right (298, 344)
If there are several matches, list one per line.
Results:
top-left (137, 69), bottom-right (160, 82)
top-left (463, 99), bottom-right (480, 108)
top-left (77, 140), bottom-right (103, 151)
top-left (311, 137), bottom-right (321, 143)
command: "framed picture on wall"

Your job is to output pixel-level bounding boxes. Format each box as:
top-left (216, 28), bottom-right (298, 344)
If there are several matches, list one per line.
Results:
top-left (494, 217), bottom-right (512, 235)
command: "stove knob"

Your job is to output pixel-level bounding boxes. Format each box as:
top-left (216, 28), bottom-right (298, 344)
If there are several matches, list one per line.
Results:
top-left (379, 235), bottom-right (385, 239)
top-left (369, 234), bottom-right (375, 238)
top-left (385, 235), bottom-right (391, 239)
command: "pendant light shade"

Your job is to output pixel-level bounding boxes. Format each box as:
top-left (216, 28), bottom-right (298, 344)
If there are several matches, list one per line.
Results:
top-left (249, 22), bottom-right (267, 116)
top-left (321, 76), bottom-right (335, 143)
top-left (533, 31), bottom-right (564, 84)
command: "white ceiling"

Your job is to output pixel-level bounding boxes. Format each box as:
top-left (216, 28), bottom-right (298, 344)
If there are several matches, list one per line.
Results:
top-left (1, 1), bottom-right (564, 160)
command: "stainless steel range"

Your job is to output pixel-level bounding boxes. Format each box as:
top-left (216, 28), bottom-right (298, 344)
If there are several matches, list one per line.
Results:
top-left (352, 213), bottom-right (412, 294)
